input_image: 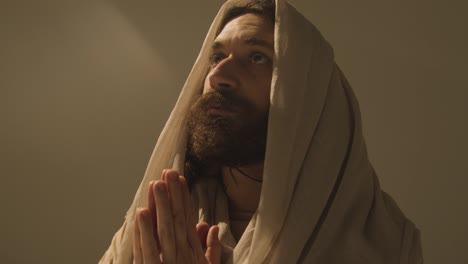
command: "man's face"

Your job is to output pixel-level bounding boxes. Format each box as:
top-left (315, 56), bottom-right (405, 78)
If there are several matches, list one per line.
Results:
top-left (187, 13), bottom-right (274, 167)
top-left (203, 13), bottom-right (274, 114)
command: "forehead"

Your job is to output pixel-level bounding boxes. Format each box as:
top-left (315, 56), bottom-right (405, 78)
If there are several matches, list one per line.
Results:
top-left (215, 13), bottom-right (274, 45)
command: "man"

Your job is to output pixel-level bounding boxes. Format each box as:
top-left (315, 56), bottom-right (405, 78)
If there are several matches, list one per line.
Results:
top-left (101, 0), bottom-right (423, 263)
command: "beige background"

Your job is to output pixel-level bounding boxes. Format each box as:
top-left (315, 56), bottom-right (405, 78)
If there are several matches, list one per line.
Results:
top-left (1, 0), bottom-right (466, 263)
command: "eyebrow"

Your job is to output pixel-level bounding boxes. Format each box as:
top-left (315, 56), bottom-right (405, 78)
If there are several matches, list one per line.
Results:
top-left (211, 37), bottom-right (274, 51)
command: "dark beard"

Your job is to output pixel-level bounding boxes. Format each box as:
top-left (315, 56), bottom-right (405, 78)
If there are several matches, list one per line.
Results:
top-left (186, 91), bottom-right (269, 172)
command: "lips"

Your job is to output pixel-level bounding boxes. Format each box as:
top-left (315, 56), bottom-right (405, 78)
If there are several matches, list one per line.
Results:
top-left (206, 104), bottom-right (237, 116)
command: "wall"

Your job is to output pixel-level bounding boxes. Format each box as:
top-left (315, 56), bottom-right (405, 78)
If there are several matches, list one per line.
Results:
top-left (1, 0), bottom-right (466, 263)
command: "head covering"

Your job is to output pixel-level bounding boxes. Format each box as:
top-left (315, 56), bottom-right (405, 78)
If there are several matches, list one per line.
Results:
top-left (100, 0), bottom-right (423, 263)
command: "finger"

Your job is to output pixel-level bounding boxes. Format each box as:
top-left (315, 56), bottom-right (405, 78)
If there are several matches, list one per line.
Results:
top-left (181, 176), bottom-right (206, 262)
top-left (161, 169), bottom-right (168, 181)
top-left (138, 208), bottom-right (161, 264)
top-left (205, 226), bottom-right (221, 264)
top-left (196, 222), bottom-right (210, 250)
top-left (166, 171), bottom-right (189, 254)
top-left (179, 176), bottom-right (197, 226)
top-left (147, 181), bottom-right (159, 247)
top-left (133, 210), bottom-right (143, 264)
top-left (154, 181), bottom-right (177, 264)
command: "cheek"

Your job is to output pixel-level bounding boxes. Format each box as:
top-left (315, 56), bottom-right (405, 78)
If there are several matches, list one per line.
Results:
top-left (257, 73), bottom-right (272, 112)
top-left (202, 70), bottom-right (213, 94)
top-left (202, 76), bottom-right (209, 94)
top-left (243, 72), bottom-right (271, 113)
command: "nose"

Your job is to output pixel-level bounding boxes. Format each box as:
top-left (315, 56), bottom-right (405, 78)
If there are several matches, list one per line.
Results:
top-left (207, 55), bottom-right (240, 92)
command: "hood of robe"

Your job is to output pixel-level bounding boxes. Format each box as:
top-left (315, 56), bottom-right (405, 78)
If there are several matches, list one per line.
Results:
top-left (100, 0), bottom-right (423, 263)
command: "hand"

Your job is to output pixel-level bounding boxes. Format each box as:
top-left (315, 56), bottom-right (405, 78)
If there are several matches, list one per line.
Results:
top-left (133, 169), bottom-right (221, 264)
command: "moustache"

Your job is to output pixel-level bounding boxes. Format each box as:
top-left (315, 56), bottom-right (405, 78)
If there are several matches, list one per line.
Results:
top-left (197, 91), bottom-right (255, 113)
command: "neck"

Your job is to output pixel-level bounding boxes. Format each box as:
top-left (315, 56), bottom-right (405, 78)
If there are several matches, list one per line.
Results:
top-left (221, 162), bottom-right (263, 241)
top-left (223, 162), bottom-right (264, 183)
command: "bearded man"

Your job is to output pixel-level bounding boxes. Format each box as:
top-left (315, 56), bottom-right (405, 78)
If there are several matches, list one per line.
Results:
top-left (100, 0), bottom-right (423, 263)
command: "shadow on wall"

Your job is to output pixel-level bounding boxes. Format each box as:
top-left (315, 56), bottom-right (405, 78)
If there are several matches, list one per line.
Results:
top-left (0, 1), bottom-right (221, 263)
top-left (107, 0), bottom-right (221, 76)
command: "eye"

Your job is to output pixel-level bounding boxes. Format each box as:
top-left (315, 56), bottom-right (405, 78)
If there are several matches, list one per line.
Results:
top-left (250, 53), bottom-right (269, 64)
top-left (210, 52), bottom-right (226, 65)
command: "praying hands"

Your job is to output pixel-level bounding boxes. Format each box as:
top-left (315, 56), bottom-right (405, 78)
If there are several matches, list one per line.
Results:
top-left (133, 169), bottom-right (221, 264)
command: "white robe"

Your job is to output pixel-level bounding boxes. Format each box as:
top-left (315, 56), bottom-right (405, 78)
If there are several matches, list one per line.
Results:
top-left (100, 0), bottom-right (423, 263)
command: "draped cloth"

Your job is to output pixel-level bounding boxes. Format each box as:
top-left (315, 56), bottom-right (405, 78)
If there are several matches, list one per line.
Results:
top-left (100, 0), bottom-right (423, 263)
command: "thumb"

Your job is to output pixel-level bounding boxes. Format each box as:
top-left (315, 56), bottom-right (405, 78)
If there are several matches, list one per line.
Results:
top-left (205, 226), bottom-right (221, 264)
